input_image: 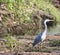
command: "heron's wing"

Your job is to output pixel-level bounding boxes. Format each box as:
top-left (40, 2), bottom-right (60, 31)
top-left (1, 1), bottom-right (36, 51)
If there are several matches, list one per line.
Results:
top-left (33, 32), bottom-right (43, 46)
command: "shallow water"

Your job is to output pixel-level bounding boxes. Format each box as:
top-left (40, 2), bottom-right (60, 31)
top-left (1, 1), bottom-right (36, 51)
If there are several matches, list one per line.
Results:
top-left (47, 24), bottom-right (60, 36)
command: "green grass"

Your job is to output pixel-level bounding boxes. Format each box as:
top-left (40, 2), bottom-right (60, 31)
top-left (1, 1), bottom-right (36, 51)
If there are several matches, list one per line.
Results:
top-left (0, 0), bottom-right (60, 35)
top-left (49, 40), bottom-right (60, 47)
top-left (5, 34), bottom-right (22, 51)
top-left (0, 0), bottom-right (60, 23)
top-left (35, 0), bottom-right (60, 23)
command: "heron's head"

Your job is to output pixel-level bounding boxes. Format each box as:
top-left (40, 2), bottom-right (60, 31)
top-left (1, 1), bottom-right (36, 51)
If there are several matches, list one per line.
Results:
top-left (44, 19), bottom-right (54, 24)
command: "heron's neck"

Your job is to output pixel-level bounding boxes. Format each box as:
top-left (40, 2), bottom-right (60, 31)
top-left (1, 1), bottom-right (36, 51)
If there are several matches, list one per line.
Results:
top-left (44, 22), bottom-right (47, 31)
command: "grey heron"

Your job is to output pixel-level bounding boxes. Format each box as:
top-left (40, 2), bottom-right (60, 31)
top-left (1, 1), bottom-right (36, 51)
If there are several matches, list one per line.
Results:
top-left (33, 19), bottom-right (53, 46)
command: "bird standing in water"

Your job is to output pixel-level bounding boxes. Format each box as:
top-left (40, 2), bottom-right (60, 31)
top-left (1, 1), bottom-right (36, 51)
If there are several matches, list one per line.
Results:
top-left (33, 19), bottom-right (53, 46)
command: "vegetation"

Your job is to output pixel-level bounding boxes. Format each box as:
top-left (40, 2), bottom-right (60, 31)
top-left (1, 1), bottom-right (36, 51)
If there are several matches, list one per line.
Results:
top-left (0, 0), bottom-right (59, 35)
top-left (0, 0), bottom-right (60, 22)
top-left (0, 0), bottom-right (60, 53)
top-left (5, 34), bottom-right (21, 51)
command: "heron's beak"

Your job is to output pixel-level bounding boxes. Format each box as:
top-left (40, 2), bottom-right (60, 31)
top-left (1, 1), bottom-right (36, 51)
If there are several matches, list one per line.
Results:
top-left (49, 20), bottom-right (54, 21)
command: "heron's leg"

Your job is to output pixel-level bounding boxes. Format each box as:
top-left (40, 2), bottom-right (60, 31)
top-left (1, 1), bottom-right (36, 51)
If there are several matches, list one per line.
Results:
top-left (40, 42), bottom-right (43, 50)
top-left (38, 42), bottom-right (42, 51)
top-left (42, 41), bottom-right (47, 48)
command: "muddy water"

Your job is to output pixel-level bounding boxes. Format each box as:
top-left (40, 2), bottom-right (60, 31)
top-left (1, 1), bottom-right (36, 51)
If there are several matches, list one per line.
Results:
top-left (47, 24), bottom-right (60, 36)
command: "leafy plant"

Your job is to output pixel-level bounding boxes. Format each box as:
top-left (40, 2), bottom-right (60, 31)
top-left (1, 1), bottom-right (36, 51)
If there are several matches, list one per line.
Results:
top-left (5, 34), bottom-right (21, 51)
top-left (0, 0), bottom-right (60, 23)
top-left (0, 0), bottom-right (60, 35)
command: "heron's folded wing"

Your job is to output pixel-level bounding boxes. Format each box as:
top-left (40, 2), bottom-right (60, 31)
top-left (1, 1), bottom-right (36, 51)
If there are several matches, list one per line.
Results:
top-left (33, 32), bottom-right (43, 46)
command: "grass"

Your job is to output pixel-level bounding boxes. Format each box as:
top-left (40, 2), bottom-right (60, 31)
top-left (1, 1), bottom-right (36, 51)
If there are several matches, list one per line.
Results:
top-left (0, 0), bottom-right (60, 52)
top-left (5, 34), bottom-right (22, 52)
top-left (36, 0), bottom-right (60, 23)
top-left (0, 35), bottom-right (60, 52)
top-left (48, 40), bottom-right (60, 47)
top-left (0, 0), bottom-right (60, 23)
top-left (0, 0), bottom-right (59, 35)
top-left (24, 39), bottom-right (60, 52)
